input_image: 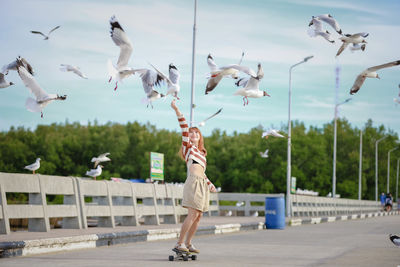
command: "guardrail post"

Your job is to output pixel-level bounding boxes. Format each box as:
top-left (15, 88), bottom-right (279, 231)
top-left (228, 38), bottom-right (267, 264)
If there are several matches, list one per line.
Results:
top-left (143, 184), bottom-right (160, 225)
top-left (75, 178), bottom-right (88, 229)
top-left (0, 183), bottom-right (10, 234)
top-left (62, 177), bottom-right (82, 229)
top-left (98, 181), bottom-right (115, 228)
top-left (126, 183), bottom-right (139, 226)
top-left (28, 175), bottom-right (50, 232)
top-left (244, 198), bottom-right (251, 216)
top-left (163, 184), bottom-right (177, 224)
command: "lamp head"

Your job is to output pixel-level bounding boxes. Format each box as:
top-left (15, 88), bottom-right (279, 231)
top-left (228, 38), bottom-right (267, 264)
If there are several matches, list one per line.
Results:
top-left (304, 55), bottom-right (314, 62)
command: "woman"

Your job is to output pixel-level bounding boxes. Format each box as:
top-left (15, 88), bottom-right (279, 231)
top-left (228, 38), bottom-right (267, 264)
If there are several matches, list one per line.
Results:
top-left (171, 99), bottom-right (217, 254)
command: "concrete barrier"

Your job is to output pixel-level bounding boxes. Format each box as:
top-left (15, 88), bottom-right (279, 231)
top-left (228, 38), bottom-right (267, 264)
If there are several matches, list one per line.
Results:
top-left (218, 192), bottom-right (385, 217)
top-left (0, 172), bottom-right (219, 234)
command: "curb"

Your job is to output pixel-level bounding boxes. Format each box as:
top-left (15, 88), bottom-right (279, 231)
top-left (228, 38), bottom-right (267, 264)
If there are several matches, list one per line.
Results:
top-left (0, 211), bottom-right (397, 258)
top-left (287, 211), bottom-right (399, 226)
top-left (0, 222), bottom-right (264, 258)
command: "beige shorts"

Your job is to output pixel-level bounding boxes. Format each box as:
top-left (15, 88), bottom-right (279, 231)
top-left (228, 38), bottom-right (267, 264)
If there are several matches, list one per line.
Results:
top-left (182, 173), bottom-right (210, 212)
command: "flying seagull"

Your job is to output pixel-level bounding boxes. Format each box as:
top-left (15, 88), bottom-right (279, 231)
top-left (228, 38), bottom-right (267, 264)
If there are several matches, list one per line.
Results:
top-left (0, 73), bottom-right (14, 89)
top-left (60, 64), bottom-right (88, 79)
top-left (307, 17), bottom-right (335, 43)
top-left (24, 158), bottom-right (41, 174)
top-left (135, 68), bottom-right (165, 108)
top-left (205, 52), bottom-right (244, 94)
top-left (350, 60), bottom-right (400, 95)
top-left (108, 15), bottom-right (135, 91)
top-left (309, 14), bottom-right (342, 34)
top-left (262, 129), bottom-right (284, 139)
top-left (149, 63), bottom-right (181, 99)
top-left (2, 56), bottom-right (34, 75)
top-left (16, 58), bottom-right (67, 118)
top-left (195, 108), bottom-right (223, 127)
top-left (86, 165), bottom-right (103, 180)
top-left (259, 149), bottom-right (269, 158)
top-left (336, 33), bottom-right (368, 57)
top-left (389, 234), bottom-right (400, 247)
top-left (31, 26), bottom-right (60, 40)
top-left (230, 63), bottom-right (270, 106)
top-left (91, 152), bottom-right (111, 168)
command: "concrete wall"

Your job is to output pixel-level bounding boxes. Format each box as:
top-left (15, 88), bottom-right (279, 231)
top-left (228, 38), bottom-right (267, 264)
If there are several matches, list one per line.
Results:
top-left (0, 172), bottom-right (219, 234)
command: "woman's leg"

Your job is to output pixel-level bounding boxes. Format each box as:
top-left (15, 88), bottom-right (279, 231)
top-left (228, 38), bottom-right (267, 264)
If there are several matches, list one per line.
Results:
top-left (185, 210), bottom-right (202, 246)
top-left (178, 207), bottom-right (198, 244)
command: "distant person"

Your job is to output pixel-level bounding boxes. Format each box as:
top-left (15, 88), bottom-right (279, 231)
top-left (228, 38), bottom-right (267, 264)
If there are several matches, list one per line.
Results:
top-left (385, 193), bottom-right (393, 212)
top-left (171, 99), bottom-right (217, 254)
top-left (380, 192), bottom-right (386, 210)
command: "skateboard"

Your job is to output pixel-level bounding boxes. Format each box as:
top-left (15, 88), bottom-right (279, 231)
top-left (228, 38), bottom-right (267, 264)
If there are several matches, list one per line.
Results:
top-left (169, 248), bottom-right (197, 261)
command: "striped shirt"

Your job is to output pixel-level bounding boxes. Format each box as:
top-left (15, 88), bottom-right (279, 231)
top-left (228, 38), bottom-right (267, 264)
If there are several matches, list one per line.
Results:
top-left (178, 114), bottom-right (216, 192)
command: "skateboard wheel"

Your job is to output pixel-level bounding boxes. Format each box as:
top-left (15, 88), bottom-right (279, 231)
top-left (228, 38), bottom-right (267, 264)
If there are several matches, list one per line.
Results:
top-left (191, 255), bottom-right (197, 260)
top-left (168, 255), bottom-right (174, 261)
top-left (183, 255), bottom-right (189, 261)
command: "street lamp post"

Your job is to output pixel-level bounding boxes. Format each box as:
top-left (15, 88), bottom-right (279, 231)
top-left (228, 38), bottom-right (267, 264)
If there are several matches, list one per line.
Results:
top-left (189, 0), bottom-right (197, 127)
top-left (387, 147), bottom-right (398, 193)
top-left (375, 136), bottom-right (388, 200)
top-left (332, 97), bottom-right (351, 198)
top-left (358, 130), bottom-right (363, 200)
top-left (396, 158), bottom-right (399, 202)
top-left (287, 55), bottom-right (313, 217)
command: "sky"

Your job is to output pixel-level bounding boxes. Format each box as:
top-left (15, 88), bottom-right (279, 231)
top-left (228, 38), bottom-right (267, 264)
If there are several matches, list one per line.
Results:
top-left (0, 0), bottom-right (399, 137)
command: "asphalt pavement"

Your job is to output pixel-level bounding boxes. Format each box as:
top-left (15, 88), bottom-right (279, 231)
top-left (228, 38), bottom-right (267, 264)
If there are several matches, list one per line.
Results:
top-left (1, 215), bottom-right (399, 266)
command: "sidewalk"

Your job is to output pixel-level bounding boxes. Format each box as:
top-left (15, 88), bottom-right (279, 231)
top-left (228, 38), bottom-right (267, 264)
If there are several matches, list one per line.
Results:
top-left (0, 211), bottom-right (397, 258)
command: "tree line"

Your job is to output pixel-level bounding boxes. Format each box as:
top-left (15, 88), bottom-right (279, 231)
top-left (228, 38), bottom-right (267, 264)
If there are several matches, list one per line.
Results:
top-left (0, 118), bottom-right (399, 200)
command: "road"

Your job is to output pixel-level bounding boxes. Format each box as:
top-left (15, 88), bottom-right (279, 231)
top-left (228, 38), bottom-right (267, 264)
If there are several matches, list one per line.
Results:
top-left (1, 215), bottom-right (399, 266)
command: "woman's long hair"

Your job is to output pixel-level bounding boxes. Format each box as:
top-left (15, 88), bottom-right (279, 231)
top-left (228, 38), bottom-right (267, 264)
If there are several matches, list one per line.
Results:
top-left (179, 127), bottom-right (207, 160)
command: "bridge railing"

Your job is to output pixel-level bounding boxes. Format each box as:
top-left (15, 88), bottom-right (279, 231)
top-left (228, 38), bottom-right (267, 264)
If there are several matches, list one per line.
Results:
top-left (218, 193), bottom-right (385, 217)
top-left (0, 172), bottom-right (218, 234)
top-left (290, 194), bottom-right (383, 217)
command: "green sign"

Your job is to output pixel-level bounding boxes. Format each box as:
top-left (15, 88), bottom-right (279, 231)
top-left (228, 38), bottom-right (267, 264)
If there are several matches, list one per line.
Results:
top-left (150, 152), bottom-right (164, 181)
top-left (291, 177), bottom-right (296, 194)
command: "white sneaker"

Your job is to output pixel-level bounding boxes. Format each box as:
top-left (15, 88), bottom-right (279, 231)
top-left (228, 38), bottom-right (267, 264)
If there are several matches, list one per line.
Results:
top-left (186, 243), bottom-right (200, 253)
top-left (174, 243), bottom-right (189, 252)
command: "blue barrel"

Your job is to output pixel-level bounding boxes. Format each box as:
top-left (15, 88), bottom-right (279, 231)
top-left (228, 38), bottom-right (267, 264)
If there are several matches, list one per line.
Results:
top-left (265, 196), bottom-right (285, 229)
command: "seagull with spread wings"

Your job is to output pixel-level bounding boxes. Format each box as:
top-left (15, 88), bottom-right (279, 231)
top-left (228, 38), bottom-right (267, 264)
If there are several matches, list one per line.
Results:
top-left (205, 52), bottom-right (244, 94)
top-left (16, 58), bottom-right (66, 118)
top-left (307, 16), bottom-right (336, 43)
top-left (230, 63), bottom-right (270, 106)
top-left (350, 60), bottom-right (400, 95)
top-left (135, 68), bottom-right (165, 108)
top-left (2, 56), bottom-right (34, 75)
top-left (60, 64), bottom-right (88, 79)
top-left (262, 129), bottom-right (285, 139)
top-left (310, 14), bottom-right (342, 34)
top-left (336, 32), bottom-right (368, 57)
top-left (108, 15), bottom-right (135, 91)
top-left (149, 63), bottom-right (180, 99)
top-left (259, 149), bottom-right (269, 158)
top-left (31, 26), bottom-right (60, 40)
top-left (91, 153), bottom-right (111, 168)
